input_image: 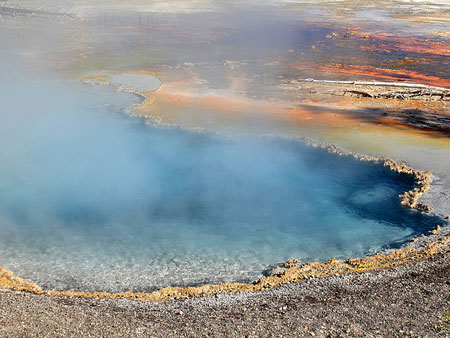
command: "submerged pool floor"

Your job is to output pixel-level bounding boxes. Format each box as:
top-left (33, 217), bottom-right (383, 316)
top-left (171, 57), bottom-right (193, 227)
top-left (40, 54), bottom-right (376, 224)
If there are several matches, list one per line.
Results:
top-left (0, 78), bottom-right (440, 292)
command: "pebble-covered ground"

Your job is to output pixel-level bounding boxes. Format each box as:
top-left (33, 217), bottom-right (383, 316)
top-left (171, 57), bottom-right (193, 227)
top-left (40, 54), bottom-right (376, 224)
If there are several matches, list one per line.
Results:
top-left (0, 251), bottom-right (449, 337)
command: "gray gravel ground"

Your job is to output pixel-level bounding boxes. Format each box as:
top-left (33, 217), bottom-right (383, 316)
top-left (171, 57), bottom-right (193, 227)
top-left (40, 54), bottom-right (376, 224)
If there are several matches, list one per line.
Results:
top-left (0, 251), bottom-right (449, 337)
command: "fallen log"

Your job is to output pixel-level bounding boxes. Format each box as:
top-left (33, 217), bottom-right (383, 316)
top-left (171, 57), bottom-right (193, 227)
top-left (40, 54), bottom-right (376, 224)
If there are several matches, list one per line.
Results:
top-left (0, 6), bottom-right (75, 19)
top-left (295, 79), bottom-right (450, 101)
top-left (296, 78), bottom-right (450, 92)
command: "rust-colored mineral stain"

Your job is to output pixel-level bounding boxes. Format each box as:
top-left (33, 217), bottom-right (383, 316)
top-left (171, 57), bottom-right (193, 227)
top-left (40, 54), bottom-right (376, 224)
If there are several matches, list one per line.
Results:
top-left (137, 76), bottom-right (450, 143)
top-left (290, 62), bottom-right (450, 88)
top-left (137, 80), bottom-right (290, 124)
top-left (353, 30), bottom-right (450, 57)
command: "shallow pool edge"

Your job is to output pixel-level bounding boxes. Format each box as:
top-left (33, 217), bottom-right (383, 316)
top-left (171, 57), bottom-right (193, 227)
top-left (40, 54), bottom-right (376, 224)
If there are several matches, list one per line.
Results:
top-left (1, 138), bottom-right (448, 301)
top-left (1, 76), bottom-right (448, 300)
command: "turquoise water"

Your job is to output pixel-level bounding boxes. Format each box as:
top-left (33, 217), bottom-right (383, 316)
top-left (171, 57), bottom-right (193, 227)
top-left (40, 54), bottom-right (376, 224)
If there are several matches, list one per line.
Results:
top-left (0, 76), bottom-right (440, 292)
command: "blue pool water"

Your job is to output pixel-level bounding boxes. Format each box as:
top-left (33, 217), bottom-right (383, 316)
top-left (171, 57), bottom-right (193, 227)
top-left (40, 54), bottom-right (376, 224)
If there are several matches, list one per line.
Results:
top-left (0, 76), bottom-right (440, 292)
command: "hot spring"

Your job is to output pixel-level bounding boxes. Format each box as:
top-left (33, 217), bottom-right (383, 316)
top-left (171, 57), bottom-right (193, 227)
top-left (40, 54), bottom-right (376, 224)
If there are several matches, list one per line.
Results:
top-left (0, 73), bottom-right (440, 293)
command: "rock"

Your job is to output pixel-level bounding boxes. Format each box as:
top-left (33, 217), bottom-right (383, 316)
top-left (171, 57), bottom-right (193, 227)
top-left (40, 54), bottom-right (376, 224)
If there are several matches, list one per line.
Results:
top-left (283, 258), bottom-right (301, 268)
top-left (430, 225), bottom-right (441, 235)
top-left (269, 266), bottom-right (286, 276)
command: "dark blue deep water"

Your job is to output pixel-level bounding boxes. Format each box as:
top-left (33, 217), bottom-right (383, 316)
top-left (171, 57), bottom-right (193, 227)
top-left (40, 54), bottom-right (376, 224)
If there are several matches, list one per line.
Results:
top-left (0, 77), bottom-right (440, 292)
